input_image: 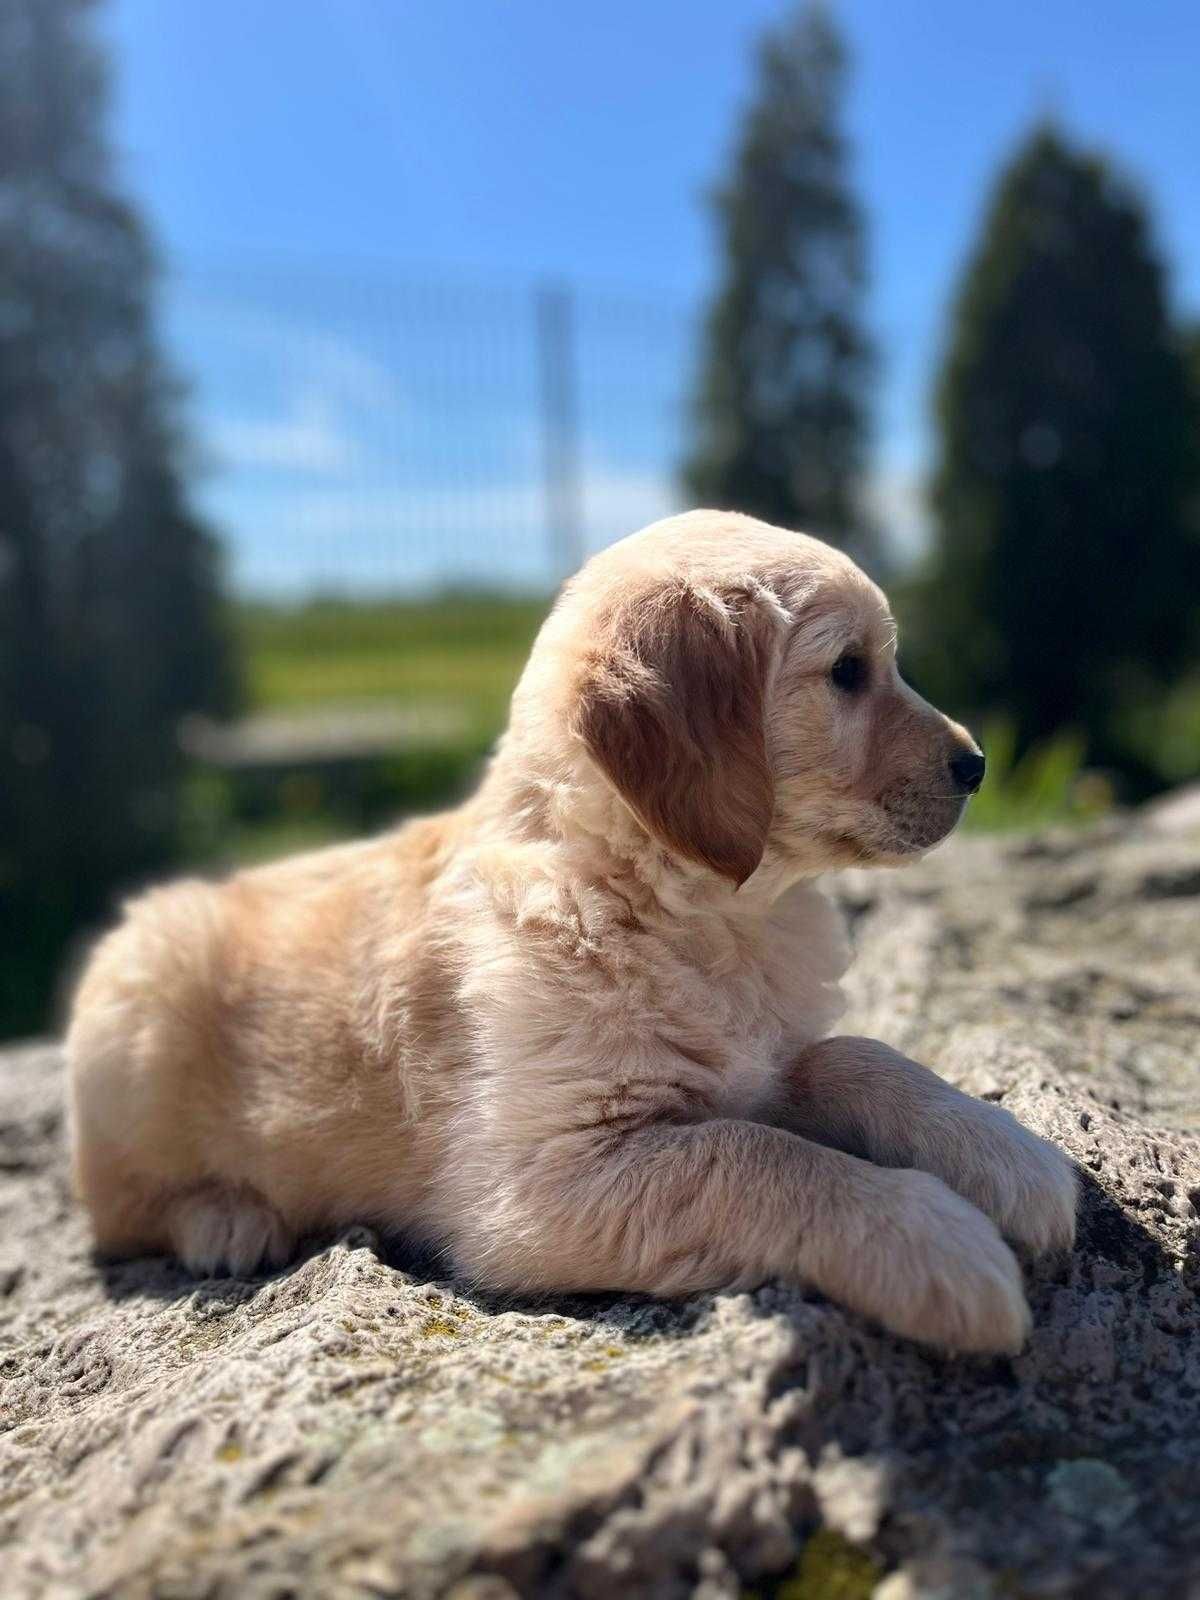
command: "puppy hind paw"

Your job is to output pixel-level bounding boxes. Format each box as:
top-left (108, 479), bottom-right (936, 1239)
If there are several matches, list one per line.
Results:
top-left (167, 1184), bottom-right (293, 1277)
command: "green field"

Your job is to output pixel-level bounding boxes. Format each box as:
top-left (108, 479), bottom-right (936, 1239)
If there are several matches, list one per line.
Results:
top-left (235, 594), bottom-right (550, 734)
top-left (200, 595), bottom-right (550, 862)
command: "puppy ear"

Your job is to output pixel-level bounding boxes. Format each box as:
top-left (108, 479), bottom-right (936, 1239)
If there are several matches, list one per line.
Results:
top-left (572, 582), bottom-right (778, 886)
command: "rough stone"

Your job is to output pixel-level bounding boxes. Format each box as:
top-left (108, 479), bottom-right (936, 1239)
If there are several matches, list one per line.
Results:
top-left (2, 812), bottom-right (1199, 1598)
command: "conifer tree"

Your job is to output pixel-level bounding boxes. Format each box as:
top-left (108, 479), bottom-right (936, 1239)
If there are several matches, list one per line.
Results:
top-left (684, 5), bottom-right (877, 568)
top-left (910, 126), bottom-right (1199, 784)
top-left (0, 0), bottom-right (235, 1035)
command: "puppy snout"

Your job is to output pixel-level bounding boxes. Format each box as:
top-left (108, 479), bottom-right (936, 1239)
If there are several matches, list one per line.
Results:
top-left (948, 749), bottom-right (986, 795)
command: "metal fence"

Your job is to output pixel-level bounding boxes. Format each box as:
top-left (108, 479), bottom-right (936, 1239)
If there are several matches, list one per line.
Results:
top-left (165, 261), bottom-right (699, 598)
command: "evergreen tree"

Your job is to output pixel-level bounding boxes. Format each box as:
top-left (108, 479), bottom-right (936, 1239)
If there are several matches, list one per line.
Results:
top-left (911, 125), bottom-right (1200, 785)
top-left (683, 4), bottom-right (877, 568)
top-left (0, 0), bottom-right (235, 1036)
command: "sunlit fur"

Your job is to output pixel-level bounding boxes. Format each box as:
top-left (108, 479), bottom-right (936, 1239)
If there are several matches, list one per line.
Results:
top-left (67, 510), bottom-right (1076, 1353)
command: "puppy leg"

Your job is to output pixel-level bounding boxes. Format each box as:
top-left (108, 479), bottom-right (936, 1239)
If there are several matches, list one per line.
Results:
top-left (166, 1183), bottom-right (294, 1277)
top-left (768, 1036), bottom-right (1077, 1255)
top-left (451, 1118), bottom-right (1030, 1355)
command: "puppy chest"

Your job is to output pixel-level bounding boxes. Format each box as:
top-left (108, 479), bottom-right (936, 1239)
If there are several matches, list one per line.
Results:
top-left (716, 1040), bottom-right (788, 1117)
top-left (655, 987), bottom-right (787, 1117)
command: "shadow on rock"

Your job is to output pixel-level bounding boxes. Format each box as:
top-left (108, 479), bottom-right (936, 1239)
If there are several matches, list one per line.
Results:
top-left (1070, 1166), bottom-right (1188, 1289)
top-left (96, 1224), bottom-right (717, 1342)
top-left (374, 1228), bottom-right (718, 1341)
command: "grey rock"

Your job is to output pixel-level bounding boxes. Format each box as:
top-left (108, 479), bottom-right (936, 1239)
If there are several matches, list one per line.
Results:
top-left (1045, 1460), bottom-right (1137, 1533)
top-left (2, 813), bottom-right (1199, 1599)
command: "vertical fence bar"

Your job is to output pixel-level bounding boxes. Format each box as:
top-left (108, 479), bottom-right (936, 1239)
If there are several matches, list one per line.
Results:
top-left (536, 281), bottom-right (583, 584)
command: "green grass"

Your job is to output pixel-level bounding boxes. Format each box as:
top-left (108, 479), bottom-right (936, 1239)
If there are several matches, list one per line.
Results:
top-left (964, 718), bottom-right (1111, 832)
top-left (1115, 675), bottom-right (1200, 789)
top-left (234, 594), bottom-right (549, 737)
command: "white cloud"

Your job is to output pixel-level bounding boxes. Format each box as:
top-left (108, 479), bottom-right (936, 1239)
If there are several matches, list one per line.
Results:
top-left (171, 288), bottom-right (402, 412)
top-left (865, 463), bottom-right (931, 559)
top-left (207, 398), bottom-right (358, 475)
top-left (247, 463), bottom-right (676, 544)
top-left (205, 460), bottom-right (681, 596)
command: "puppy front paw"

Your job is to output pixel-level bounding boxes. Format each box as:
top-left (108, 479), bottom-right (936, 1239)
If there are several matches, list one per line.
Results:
top-left (948, 1105), bottom-right (1078, 1257)
top-left (836, 1169), bottom-right (1030, 1355)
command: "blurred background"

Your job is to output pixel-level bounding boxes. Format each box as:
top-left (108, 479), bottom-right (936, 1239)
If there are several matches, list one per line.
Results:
top-left (2, 0), bottom-right (1198, 1039)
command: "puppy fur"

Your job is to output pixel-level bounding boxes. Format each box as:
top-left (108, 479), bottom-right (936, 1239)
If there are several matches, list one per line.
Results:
top-left (67, 511), bottom-right (1076, 1352)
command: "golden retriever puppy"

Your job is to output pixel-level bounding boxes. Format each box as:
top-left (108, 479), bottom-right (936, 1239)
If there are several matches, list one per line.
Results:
top-left (67, 510), bottom-right (1076, 1353)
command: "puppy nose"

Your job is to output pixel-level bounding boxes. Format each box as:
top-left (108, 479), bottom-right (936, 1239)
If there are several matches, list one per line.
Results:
top-left (948, 750), bottom-right (986, 795)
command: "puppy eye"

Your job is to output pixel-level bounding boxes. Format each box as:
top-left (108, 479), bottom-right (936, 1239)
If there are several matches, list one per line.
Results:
top-left (830, 652), bottom-right (868, 693)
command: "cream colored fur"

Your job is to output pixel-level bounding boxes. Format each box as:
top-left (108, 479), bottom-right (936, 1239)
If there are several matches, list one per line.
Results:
top-left (67, 511), bottom-right (1076, 1353)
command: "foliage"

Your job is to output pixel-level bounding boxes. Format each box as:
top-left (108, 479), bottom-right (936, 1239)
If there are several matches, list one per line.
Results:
top-left (1111, 675), bottom-right (1200, 790)
top-left (0, 0), bottom-right (235, 1037)
top-left (682, 4), bottom-right (878, 570)
top-left (962, 719), bottom-right (1111, 833)
top-left (908, 124), bottom-right (1200, 795)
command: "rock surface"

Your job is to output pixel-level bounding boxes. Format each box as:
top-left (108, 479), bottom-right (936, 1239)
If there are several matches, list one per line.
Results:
top-left (3, 813), bottom-right (1200, 1600)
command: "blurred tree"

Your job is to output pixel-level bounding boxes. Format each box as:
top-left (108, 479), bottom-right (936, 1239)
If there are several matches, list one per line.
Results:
top-left (0, 0), bottom-right (236, 1037)
top-left (910, 125), bottom-right (1200, 788)
top-left (682, 3), bottom-right (878, 568)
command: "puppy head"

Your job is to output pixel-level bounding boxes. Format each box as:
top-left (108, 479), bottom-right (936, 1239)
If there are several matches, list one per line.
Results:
top-left (560, 511), bottom-right (982, 886)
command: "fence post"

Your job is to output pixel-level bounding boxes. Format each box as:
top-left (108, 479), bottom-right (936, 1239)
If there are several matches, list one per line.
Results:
top-left (536, 281), bottom-right (583, 584)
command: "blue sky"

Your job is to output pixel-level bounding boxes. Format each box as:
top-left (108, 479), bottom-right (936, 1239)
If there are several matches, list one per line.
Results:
top-left (104, 0), bottom-right (1200, 593)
